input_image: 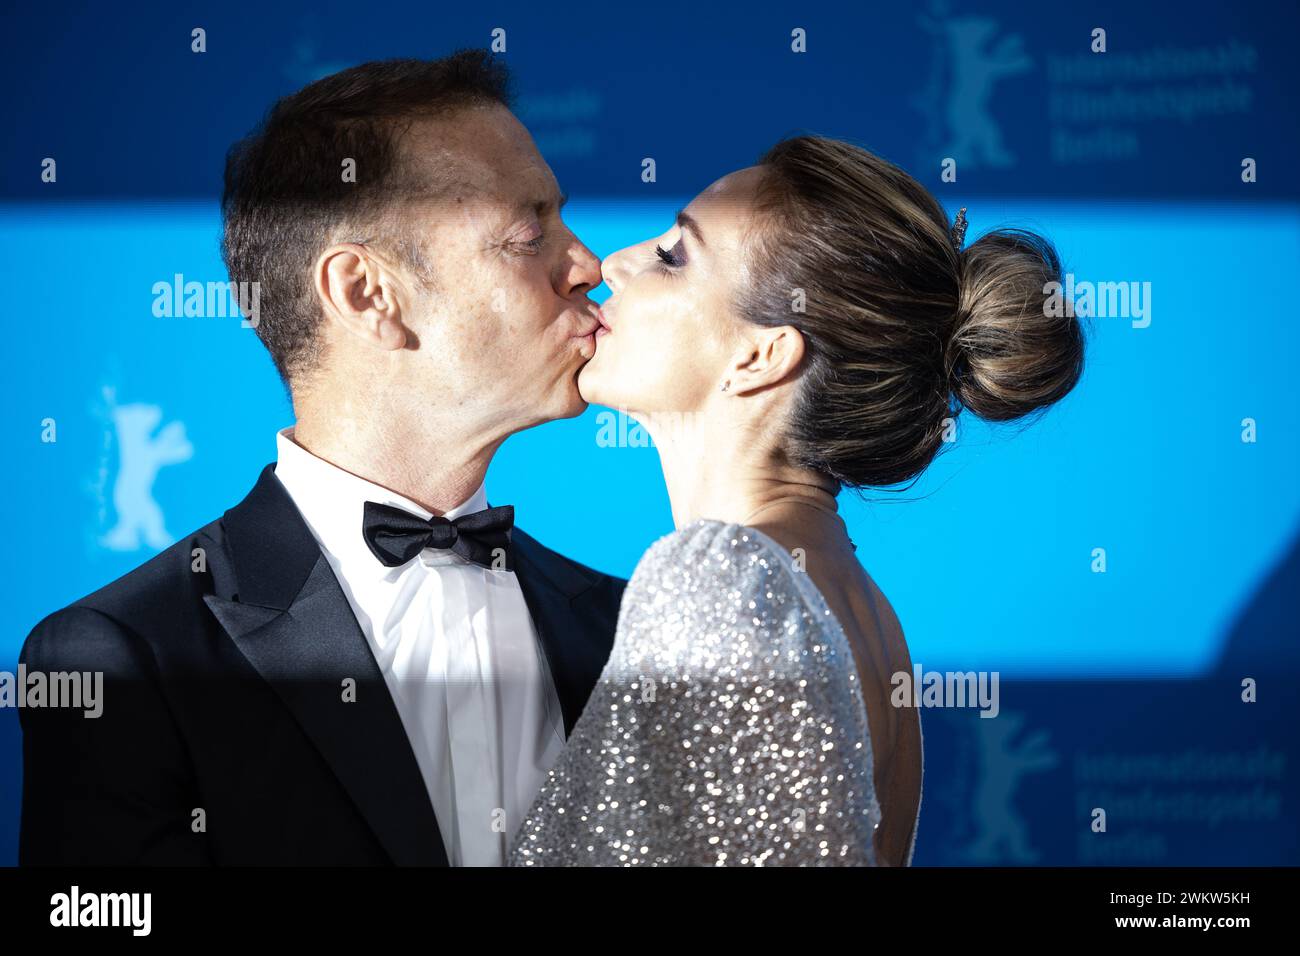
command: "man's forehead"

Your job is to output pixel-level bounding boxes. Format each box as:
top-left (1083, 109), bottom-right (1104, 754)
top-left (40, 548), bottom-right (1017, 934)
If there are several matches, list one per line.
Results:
top-left (402, 108), bottom-right (558, 210)
top-left (439, 163), bottom-right (560, 211)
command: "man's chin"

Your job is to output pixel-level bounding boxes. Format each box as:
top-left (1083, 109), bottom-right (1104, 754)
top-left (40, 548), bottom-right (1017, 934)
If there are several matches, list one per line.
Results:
top-left (558, 392), bottom-right (589, 420)
top-left (575, 363), bottom-right (605, 409)
top-left (552, 373), bottom-right (590, 421)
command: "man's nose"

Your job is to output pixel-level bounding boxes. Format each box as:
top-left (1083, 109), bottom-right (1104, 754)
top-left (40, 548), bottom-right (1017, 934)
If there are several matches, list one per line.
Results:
top-left (565, 237), bottom-right (603, 296)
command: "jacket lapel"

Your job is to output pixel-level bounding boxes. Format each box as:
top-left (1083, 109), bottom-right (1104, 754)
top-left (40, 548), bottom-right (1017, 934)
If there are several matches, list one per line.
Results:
top-left (207, 464), bottom-right (448, 866)
top-left (509, 527), bottom-right (616, 738)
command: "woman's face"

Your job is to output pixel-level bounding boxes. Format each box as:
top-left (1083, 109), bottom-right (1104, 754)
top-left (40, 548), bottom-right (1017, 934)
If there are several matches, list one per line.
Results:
top-left (579, 166), bottom-right (766, 416)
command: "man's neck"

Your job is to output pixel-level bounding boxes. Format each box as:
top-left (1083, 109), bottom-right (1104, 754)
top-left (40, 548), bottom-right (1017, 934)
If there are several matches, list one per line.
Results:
top-left (290, 412), bottom-right (507, 517)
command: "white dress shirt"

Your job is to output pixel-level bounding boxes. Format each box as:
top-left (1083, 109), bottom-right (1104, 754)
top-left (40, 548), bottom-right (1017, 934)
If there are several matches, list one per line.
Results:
top-left (273, 427), bottom-right (566, 866)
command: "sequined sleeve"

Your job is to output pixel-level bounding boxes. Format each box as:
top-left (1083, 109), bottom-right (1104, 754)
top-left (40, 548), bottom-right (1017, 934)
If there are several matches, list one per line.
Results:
top-left (508, 519), bottom-right (883, 866)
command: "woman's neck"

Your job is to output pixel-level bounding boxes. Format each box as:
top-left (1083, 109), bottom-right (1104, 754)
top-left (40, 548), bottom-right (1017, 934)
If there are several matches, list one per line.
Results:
top-left (642, 408), bottom-right (841, 532)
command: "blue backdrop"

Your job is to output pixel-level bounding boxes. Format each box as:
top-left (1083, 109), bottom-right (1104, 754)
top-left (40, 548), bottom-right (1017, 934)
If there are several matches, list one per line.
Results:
top-left (2, 0), bottom-right (1296, 866)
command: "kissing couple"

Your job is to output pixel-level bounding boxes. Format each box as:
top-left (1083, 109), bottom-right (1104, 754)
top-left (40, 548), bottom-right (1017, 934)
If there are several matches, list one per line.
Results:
top-left (20, 50), bottom-right (1083, 867)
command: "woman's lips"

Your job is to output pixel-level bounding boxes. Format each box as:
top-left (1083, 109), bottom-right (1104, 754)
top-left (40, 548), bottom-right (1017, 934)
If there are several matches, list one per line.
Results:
top-left (594, 305), bottom-right (612, 336)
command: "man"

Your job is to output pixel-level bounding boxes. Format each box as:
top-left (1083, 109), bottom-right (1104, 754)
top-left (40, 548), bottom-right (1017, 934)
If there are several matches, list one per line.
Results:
top-left (19, 51), bottom-right (625, 865)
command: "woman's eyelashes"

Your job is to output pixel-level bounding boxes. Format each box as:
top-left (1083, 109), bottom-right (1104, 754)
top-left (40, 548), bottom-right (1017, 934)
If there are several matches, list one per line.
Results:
top-left (654, 238), bottom-right (686, 271)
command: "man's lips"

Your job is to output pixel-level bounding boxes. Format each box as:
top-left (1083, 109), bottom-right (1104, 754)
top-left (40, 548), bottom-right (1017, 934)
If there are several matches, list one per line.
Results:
top-left (571, 304), bottom-right (610, 344)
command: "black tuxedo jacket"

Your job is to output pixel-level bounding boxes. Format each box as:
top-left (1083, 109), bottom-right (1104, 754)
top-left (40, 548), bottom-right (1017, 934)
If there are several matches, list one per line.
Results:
top-left (18, 463), bottom-right (626, 865)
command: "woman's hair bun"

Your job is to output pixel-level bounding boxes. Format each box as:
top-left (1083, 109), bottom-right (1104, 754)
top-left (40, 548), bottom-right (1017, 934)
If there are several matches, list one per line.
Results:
top-left (948, 229), bottom-right (1085, 422)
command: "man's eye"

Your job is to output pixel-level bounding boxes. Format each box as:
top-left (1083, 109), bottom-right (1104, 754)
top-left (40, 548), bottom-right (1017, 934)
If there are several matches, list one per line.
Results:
top-left (512, 235), bottom-right (545, 253)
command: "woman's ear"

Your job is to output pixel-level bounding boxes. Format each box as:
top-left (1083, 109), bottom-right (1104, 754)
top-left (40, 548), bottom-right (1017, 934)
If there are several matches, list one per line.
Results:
top-left (725, 325), bottom-right (806, 395)
top-left (314, 243), bottom-right (409, 352)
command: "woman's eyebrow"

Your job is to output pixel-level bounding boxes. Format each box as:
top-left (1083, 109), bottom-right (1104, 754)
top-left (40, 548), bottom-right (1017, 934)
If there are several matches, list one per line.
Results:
top-left (676, 210), bottom-right (706, 247)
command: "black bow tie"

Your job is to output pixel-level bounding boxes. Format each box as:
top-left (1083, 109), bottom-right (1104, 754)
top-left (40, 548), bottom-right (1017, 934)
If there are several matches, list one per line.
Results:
top-left (361, 501), bottom-right (515, 571)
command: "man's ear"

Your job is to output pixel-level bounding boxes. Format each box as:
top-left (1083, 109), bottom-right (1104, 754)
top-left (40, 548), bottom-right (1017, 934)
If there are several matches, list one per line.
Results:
top-left (314, 243), bottom-right (409, 351)
top-left (727, 325), bottom-right (806, 395)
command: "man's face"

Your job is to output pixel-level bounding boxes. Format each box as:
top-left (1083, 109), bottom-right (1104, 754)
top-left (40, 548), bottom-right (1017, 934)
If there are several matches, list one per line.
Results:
top-left (392, 103), bottom-right (603, 434)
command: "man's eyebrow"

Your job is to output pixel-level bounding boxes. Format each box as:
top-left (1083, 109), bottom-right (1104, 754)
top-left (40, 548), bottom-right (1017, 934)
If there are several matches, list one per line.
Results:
top-left (519, 192), bottom-right (568, 216)
top-left (677, 210), bottom-right (706, 247)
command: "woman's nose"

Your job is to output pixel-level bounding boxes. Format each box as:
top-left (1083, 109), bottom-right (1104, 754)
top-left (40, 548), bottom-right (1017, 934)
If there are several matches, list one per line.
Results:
top-left (601, 245), bottom-right (631, 294)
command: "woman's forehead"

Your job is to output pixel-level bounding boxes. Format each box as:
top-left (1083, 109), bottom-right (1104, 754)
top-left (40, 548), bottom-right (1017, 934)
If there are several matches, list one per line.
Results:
top-left (685, 166), bottom-right (767, 249)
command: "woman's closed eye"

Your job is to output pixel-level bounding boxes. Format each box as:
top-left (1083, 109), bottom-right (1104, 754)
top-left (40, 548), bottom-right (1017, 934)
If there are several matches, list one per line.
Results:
top-left (655, 239), bottom-right (686, 270)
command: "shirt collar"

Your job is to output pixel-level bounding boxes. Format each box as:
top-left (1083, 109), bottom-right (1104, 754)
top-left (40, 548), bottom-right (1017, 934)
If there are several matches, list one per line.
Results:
top-left (274, 426), bottom-right (489, 573)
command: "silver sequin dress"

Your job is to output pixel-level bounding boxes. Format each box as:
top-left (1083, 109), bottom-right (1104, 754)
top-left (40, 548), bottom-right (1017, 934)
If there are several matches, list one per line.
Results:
top-left (508, 519), bottom-right (921, 866)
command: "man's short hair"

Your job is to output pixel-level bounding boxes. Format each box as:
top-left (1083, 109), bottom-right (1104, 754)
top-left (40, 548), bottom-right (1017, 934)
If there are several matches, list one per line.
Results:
top-left (221, 51), bottom-right (514, 385)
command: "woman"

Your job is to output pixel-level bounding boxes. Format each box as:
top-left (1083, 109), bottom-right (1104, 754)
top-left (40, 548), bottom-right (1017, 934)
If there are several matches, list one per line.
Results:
top-left (508, 135), bottom-right (1085, 866)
